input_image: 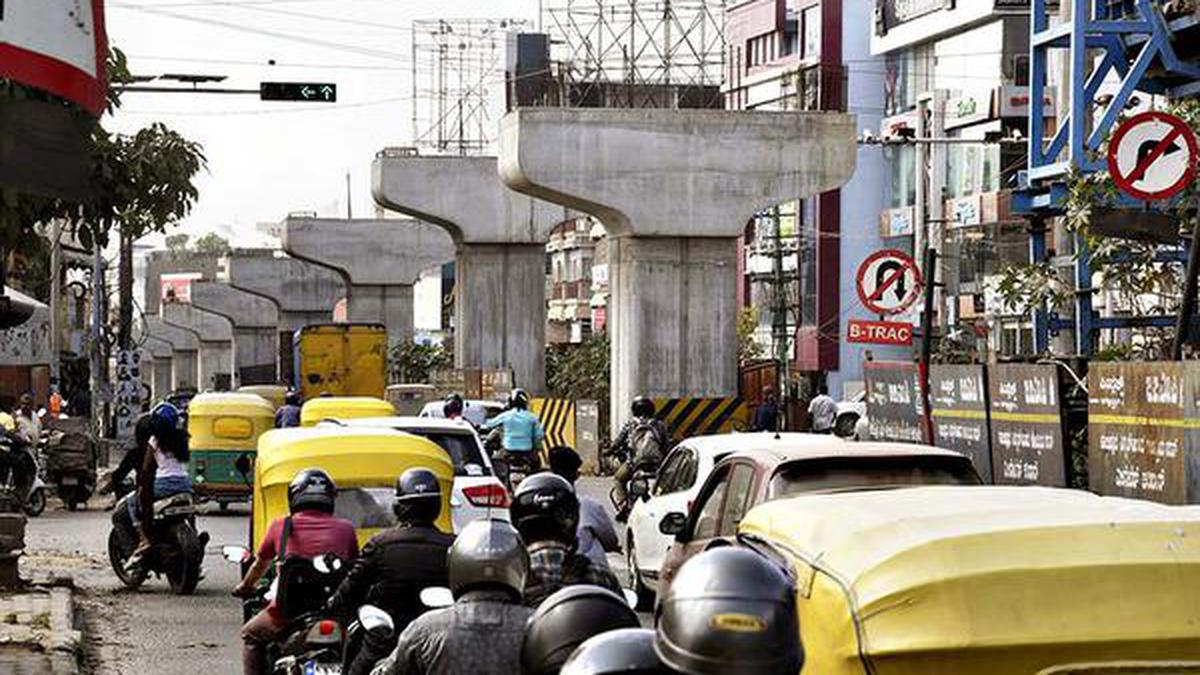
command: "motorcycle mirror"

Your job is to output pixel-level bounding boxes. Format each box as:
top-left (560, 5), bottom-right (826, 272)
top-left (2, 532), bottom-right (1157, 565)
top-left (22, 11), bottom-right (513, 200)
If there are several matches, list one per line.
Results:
top-left (222, 545), bottom-right (250, 563)
top-left (357, 605), bottom-right (395, 636)
top-left (419, 587), bottom-right (454, 609)
top-left (621, 589), bottom-right (639, 609)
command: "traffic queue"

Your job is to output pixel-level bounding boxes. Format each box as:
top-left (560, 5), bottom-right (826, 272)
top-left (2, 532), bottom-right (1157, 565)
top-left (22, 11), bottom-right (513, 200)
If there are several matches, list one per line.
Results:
top-left (101, 389), bottom-right (1200, 675)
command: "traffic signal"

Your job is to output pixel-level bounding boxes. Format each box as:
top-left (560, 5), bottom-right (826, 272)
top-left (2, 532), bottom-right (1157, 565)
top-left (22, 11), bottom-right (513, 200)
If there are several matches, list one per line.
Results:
top-left (259, 82), bottom-right (337, 102)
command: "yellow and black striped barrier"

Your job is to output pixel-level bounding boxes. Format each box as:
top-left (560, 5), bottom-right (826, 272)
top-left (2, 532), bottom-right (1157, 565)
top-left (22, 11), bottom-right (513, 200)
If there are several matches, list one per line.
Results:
top-left (652, 397), bottom-right (751, 443)
top-left (531, 398), bottom-right (577, 449)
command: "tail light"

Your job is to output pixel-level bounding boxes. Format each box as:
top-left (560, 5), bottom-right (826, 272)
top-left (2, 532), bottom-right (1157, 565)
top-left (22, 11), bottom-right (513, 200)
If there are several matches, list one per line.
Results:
top-left (462, 483), bottom-right (509, 508)
top-left (305, 618), bottom-right (342, 646)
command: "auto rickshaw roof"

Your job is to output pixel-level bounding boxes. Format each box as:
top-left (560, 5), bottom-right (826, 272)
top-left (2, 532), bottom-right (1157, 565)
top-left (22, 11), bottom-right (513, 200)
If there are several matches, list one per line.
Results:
top-left (255, 426), bottom-right (453, 489)
top-left (299, 396), bottom-right (396, 426)
top-left (186, 392), bottom-right (276, 416)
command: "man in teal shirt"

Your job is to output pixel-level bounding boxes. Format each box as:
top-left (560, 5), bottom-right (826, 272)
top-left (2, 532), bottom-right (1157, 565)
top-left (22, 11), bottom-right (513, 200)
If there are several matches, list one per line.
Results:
top-left (482, 389), bottom-right (546, 485)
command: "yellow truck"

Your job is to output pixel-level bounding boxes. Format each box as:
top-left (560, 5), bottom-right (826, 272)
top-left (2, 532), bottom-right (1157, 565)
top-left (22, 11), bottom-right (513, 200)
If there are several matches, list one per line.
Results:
top-left (293, 324), bottom-right (388, 401)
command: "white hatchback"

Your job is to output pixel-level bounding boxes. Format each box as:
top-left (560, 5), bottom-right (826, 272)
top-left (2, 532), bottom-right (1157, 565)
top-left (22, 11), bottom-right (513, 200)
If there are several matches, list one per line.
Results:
top-left (624, 437), bottom-right (733, 607)
top-left (322, 416), bottom-right (510, 533)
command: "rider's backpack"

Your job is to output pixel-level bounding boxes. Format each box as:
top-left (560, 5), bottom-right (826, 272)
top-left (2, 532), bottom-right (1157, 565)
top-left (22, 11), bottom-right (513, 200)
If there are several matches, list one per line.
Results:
top-left (274, 517), bottom-right (346, 619)
top-left (629, 419), bottom-right (664, 466)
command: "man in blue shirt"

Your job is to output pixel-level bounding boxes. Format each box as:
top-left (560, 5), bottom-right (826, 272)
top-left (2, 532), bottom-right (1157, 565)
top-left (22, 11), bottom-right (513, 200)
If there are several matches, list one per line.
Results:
top-left (481, 389), bottom-right (546, 486)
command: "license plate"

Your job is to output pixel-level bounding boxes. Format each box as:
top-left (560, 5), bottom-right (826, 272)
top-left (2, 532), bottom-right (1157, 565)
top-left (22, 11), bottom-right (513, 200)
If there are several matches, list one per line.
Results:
top-left (303, 661), bottom-right (339, 675)
top-left (61, 476), bottom-right (78, 486)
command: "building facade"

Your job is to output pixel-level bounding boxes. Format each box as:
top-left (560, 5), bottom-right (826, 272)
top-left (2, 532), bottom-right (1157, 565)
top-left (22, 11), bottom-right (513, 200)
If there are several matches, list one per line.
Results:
top-left (545, 218), bottom-right (607, 345)
top-left (724, 0), bottom-right (890, 399)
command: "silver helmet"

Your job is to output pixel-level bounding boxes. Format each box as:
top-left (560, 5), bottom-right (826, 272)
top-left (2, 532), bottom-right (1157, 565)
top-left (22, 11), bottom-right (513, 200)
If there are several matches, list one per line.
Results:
top-left (448, 519), bottom-right (530, 601)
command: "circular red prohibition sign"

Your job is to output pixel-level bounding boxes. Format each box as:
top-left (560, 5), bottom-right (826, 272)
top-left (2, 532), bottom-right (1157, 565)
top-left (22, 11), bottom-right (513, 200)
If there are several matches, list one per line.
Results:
top-left (1107, 111), bottom-right (1199, 202)
top-left (856, 249), bottom-right (924, 316)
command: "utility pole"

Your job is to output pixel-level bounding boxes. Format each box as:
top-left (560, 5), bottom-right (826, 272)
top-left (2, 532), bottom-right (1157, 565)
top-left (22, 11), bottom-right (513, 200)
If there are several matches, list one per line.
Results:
top-left (118, 226), bottom-right (133, 351)
top-left (768, 206), bottom-right (791, 429)
top-left (90, 239), bottom-right (105, 437)
top-left (48, 219), bottom-right (63, 389)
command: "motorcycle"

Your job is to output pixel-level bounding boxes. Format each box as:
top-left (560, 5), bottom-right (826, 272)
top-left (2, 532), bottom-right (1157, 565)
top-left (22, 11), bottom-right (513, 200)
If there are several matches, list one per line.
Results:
top-left (0, 430), bottom-right (47, 516)
top-left (42, 417), bottom-right (96, 511)
top-left (224, 546), bottom-right (349, 674)
top-left (609, 461), bottom-right (658, 517)
top-left (108, 490), bottom-right (208, 595)
top-left (339, 588), bottom-right (454, 675)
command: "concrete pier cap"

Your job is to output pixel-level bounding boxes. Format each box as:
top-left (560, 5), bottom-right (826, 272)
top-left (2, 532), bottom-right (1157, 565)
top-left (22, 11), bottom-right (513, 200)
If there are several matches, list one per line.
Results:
top-left (162, 303), bottom-right (234, 391)
top-left (190, 281), bottom-right (281, 385)
top-left (221, 250), bottom-right (345, 331)
top-left (498, 108), bottom-right (857, 429)
top-left (281, 217), bottom-right (455, 342)
top-left (144, 316), bottom-right (199, 392)
top-left (370, 152), bottom-right (573, 394)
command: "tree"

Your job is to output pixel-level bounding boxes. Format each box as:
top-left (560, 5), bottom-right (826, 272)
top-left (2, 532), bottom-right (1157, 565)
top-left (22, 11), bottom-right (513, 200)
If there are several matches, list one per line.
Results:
top-left (546, 334), bottom-right (610, 403)
top-left (193, 233), bottom-right (231, 256)
top-left (390, 339), bottom-right (454, 384)
top-left (736, 306), bottom-right (765, 365)
top-left (165, 233), bottom-right (190, 254)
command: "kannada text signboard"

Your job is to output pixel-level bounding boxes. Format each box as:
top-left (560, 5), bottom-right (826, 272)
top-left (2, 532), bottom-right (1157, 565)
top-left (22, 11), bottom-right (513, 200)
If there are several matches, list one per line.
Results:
top-left (929, 364), bottom-right (993, 483)
top-left (1089, 362), bottom-right (1194, 505)
top-left (988, 363), bottom-right (1069, 486)
top-left (864, 361), bottom-right (927, 444)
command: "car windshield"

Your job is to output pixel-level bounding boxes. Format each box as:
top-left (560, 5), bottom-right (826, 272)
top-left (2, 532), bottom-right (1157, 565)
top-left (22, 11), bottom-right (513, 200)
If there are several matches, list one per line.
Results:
top-left (768, 455), bottom-right (981, 498)
top-left (406, 430), bottom-right (490, 476)
top-left (334, 488), bottom-right (396, 530)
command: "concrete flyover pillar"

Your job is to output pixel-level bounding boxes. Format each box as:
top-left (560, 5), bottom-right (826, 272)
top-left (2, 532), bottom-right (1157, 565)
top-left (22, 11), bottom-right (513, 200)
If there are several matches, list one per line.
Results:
top-left (143, 336), bottom-right (175, 401)
top-left (222, 250), bottom-right (346, 386)
top-left (162, 303), bottom-right (234, 391)
top-left (144, 315), bottom-right (200, 392)
top-left (281, 217), bottom-right (454, 343)
top-left (499, 108), bottom-right (856, 431)
top-left (190, 281), bottom-right (281, 386)
top-left (371, 155), bottom-right (569, 395)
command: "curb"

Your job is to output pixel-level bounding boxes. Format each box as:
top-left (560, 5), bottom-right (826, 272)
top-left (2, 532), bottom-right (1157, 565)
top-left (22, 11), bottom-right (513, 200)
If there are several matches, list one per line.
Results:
top-left (0, 578), bottom-right (81, 675)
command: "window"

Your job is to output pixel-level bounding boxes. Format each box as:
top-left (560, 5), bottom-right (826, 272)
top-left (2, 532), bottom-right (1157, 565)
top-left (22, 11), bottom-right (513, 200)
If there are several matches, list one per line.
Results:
top-left (676, 451), bottom-right (699, 491)
top-left (888, 144), bottom-right (918, 208)
top-left (717, 464), bottom-right (757, 536)
top-left (801, 5), bottom-right (820, 61)
top-left (406, 430), bottom-right (488, 476)
top-left (334, 488), bottom-right (397, 530)
top-left (767, 456), bottom-right (981, 499)
top-left (692, 467), bottom-right (730, 540)
top-left (654, 448), bottom-right (687, 496)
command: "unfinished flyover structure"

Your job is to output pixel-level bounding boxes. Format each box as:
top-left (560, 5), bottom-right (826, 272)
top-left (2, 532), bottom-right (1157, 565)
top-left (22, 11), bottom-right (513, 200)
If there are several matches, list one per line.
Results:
top-left (190, 281), bottom-right (281, 385)
top-left (143, 314), bottom-right (200, 392)
top-left (371, 153), bottom-right (569, 395)
top-left (162, 302), bottom-right (235, 391)
top-left (281, 217), bottom-right (455, 344)
top-left (499, 108), bottom-right (857, 431)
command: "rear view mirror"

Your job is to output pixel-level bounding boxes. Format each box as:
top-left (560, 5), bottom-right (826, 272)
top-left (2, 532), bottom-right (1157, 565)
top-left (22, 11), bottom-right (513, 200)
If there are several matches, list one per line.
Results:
top-left (222, 545), bottom-right (251, 563)
top-left (357, 604), bottom-right (395, 639)
top-left (659, 512), bottom-right (687, 537)
top-left (629, 479), bottom-right (650, 501)
top-left (621, 589), bottom-right (638, 608)
top-left (420, 586), bottom-right (454, 609)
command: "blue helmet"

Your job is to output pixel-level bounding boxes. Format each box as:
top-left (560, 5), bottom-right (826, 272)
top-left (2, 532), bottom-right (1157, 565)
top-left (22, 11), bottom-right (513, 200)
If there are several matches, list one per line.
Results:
top-left (151, 402), bottom-right (181, 431)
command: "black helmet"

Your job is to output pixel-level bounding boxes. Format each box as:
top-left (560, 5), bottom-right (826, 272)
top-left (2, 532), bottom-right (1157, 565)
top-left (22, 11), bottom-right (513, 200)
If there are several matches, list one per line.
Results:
top-left (522, 585), bottom-right (640, 675)
top-left (288, 468), bottom-right (337, 514)
top-left (654, 548), bottom-right (801, 675)
top-left (448, 519), bottom-right (529, 600)
top-left (509, 388), bottom-right (531, 410)
top-left (561, 629), bottom-right (675, 675)
top-left (510, 472), bottom-right (579, 546)
top-left (548, 446), bottom-right (583, 483)
top-left (394, 468), bottom-right (442, 525)
top-left (444, 393), bottom-right (464, 417)
top-left (285, 390), bottom-right (301, 406)
top-left (631, 396), bottom-right (655, 418)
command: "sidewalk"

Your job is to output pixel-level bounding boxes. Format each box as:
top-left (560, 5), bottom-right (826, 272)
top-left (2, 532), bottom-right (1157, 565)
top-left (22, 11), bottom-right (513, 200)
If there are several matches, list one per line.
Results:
top-left (0, 579), bottom-right (80, 675)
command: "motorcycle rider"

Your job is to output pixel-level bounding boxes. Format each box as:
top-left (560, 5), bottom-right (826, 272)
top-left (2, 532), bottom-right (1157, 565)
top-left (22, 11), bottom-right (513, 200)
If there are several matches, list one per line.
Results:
top-left (521, 585), bottom-right (640, 675)
top-left (0, 398), bottom-right (35, 503)
top-left (326, 468), bottom-right (454, 631)
top-left (442, 393), bottom-right (465, 421)
top-left (481, 389), bottom-right (546, 486)
top-left (371, 518), bottom-right (532, 675)
top-left (275, 390), bottom-right (302, 428)
top-left (610, 396), bottom-right (669, 521)
top-left (128, 403), bottom-right (193, 560)
top-left (13, 393), bottom-right (41, 444)
top-left (548, 446), bottom-right (620, 570)
top-left (560, 547), bottom-right (803, 675)
top-left (234, 468), bottom-right (359, 675)
top-left (510, 473), bottom-right (621, 606)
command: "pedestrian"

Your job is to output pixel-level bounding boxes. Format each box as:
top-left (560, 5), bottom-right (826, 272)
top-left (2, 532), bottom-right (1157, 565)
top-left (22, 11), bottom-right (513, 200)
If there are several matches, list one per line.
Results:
top-left (548, 446), bottom-right (620, 570)
top-left (807, 385), bottom-right (837, 434)
top-left (751, 386), bottom-right (779, 432)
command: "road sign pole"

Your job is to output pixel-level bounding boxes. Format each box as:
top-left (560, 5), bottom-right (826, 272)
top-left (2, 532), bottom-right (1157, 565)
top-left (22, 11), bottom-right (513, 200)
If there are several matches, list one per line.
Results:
top-left (918, 246), bottom-right (937, 443)
top-left (1173, 202), bottom-right (1200, 359)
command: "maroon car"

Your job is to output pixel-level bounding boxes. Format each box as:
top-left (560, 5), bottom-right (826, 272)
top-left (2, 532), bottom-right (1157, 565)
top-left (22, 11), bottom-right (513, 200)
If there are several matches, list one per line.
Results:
top-left (655, 437), bottom-right (982, 591)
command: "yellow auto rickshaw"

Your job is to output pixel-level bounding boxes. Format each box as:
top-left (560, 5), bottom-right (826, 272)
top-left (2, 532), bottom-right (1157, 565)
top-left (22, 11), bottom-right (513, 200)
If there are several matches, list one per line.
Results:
top-left (251, 426), bottom-right (454, 550)
top-left (299, 396), bottom-right (395, 428)
top-left (736, 485), bottom-right (1200, 675)
top-left (187, 392), bottom-right (275, 506)
top-left (236, 385), bottom-right (288, 410)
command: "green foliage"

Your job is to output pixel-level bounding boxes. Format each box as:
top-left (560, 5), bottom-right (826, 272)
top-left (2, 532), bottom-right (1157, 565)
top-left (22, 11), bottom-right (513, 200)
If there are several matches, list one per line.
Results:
top-left (193, 233), bottom-right (231, 255)
top-left (736, 307), bottom-right (764, 365)
top-left (389, 339), bottom-right (454, 384)
top-left (546, 333), bottom-right (610, 403)
top-left (165, 233), bottom-right (190, 253)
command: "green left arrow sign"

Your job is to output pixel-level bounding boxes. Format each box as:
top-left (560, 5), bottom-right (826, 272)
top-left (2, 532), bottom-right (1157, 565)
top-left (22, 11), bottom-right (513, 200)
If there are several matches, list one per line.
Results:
top-left (260, 82), bottom-right (337, 102)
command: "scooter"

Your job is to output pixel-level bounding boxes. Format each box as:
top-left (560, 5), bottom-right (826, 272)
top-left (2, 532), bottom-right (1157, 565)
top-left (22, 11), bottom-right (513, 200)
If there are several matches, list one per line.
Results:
top-left (0, 430), bottom-right (47, 516)
top-left (108, 490), bottom-right (208, 595)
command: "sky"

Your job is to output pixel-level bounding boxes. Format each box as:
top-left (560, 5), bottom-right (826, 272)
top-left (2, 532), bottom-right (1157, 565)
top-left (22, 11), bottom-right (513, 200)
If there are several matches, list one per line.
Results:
top-left (106, 0), bottom-right (539, 248)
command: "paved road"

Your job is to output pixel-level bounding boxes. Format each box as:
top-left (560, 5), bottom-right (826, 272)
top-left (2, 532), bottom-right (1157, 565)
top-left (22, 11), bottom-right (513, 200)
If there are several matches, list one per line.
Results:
top-left (24, 476), bottom-right (633, 673)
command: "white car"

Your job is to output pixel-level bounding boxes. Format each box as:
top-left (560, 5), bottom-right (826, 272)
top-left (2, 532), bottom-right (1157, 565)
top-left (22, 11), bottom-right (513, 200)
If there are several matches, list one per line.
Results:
top-left (418, 399), bottom-right (506, 428)
top-left (624, 435), bottom-right (737, 607)
top-left (323, 416), bottom-right (510, 533)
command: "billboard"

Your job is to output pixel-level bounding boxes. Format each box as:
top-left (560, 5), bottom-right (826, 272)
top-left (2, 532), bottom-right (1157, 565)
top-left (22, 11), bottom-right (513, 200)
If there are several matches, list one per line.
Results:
top-left (864, 361), bottom-right (927, 443)
top-left (929, 364), bottom-right (993, 483)
top-left (160, 273), bottom-right (201, 305)
top-left (988, 363), bottom-right (1069, 486)
top-left (0, 0), bottom-right (107, 115)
